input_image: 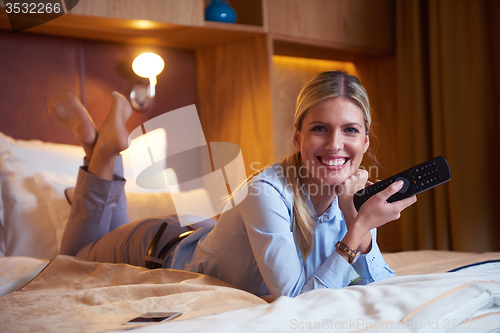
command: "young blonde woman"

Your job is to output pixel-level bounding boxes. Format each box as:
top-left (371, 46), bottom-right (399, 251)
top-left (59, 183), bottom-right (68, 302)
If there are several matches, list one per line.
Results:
top-left (50, 71), bottom-right (416, 299)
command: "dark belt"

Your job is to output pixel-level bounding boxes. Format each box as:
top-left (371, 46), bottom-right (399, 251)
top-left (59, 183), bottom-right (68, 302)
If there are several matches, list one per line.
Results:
top-left (144, 222), bottom-right (195, 269)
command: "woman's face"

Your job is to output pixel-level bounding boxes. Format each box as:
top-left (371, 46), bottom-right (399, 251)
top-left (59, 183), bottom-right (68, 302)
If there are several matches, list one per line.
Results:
top-left (293, 98), bottom-right (369, 187)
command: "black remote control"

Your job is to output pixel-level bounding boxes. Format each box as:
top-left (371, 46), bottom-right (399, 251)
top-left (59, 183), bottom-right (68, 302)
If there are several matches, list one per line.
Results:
top-left (353, 156), bottom-right (451, 211)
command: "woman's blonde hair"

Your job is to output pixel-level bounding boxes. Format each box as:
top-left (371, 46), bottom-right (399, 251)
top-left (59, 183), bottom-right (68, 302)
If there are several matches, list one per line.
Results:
top-left (283, 71), bottom-right (372, 260)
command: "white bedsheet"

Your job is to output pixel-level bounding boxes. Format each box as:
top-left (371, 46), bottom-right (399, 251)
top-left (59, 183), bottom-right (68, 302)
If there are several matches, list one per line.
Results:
top-left (117, 262), bottom-right (500, 333)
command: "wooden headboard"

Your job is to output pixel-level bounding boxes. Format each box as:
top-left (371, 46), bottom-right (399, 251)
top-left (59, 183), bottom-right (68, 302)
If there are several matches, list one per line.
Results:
top-left (0, 30), bottom-right (197, 145)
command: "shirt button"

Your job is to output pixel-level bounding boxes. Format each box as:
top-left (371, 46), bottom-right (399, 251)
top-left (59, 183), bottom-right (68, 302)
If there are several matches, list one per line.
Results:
top-left (371, 257), bottom-right (376, 262)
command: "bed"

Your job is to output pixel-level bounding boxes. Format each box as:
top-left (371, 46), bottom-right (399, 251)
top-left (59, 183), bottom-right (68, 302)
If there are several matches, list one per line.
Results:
top-left (1, 131), bottom-right (499, 333)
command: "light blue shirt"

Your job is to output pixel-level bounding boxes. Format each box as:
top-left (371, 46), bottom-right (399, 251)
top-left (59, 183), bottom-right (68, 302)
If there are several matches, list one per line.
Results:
top-left (171, 163), bottom-right (395, 299)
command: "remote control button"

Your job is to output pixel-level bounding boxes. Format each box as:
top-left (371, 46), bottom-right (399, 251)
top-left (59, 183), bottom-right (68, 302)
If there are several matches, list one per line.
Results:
top-left (395, 177), bottom-right (410, 193)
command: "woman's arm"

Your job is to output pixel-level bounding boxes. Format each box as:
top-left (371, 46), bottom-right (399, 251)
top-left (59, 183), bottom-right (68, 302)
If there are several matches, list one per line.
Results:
top-left (335, 169), bottom-right (373, 254)
top-left (239, 180), bottom-right (392, 299)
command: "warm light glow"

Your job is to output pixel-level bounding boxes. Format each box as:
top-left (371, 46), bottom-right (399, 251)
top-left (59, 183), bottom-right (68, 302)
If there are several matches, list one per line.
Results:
top-left (132, 20), bottom-right (158, 29)
top-left (132, 52), bottom-right (164, 97)
top-left (272, 55), bottom-right (359, 78)
top-left (132, 52), bottom-right (164, 78)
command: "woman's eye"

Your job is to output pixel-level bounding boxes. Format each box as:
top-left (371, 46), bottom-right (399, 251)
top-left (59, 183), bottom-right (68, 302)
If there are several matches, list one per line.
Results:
top-left (311, 126), bottom-right (327, 132)
top-left (345, 127), bottom-right (360, 134)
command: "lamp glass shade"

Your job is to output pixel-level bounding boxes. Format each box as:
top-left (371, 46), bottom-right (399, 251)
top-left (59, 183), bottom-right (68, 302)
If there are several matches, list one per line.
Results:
top-left (132, 53), bottom-right (165, 78)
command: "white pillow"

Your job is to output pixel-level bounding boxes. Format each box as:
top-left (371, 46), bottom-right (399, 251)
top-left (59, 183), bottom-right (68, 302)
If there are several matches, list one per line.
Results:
top-left (0, 131), bottom-right (179, 259)
top-left (0, 133), bottom-right (84, 258)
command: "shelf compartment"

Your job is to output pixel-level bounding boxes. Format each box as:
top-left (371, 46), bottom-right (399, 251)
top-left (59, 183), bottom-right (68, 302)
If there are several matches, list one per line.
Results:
top-left (203, 0), bottom-right (265, 28)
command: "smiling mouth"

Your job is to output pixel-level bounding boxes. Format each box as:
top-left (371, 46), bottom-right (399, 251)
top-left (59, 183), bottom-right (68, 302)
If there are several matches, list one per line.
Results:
top-left (317, 157), bottom-right (349, 166)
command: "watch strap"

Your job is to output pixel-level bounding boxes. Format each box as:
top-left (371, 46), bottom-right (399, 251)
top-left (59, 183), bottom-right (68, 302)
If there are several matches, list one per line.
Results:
top-left (335, 241), bottom-right (360, 264)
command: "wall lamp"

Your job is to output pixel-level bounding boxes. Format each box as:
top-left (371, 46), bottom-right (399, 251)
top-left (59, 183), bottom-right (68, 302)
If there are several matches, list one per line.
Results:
top-left (130, 52), bottom-right (165, 111)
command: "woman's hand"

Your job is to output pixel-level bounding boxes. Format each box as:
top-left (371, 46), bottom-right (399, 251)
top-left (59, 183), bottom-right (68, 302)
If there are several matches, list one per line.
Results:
top-left (336, 169), bottom-right (369, 225)
top-left (340, 181), bottom-right (417, 255)
top-left (355, 181), bottom-right (417, 234)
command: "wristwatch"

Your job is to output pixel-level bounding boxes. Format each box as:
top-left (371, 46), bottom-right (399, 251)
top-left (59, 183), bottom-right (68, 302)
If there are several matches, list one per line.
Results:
top-left (335, 241), bottom-right (360, 264)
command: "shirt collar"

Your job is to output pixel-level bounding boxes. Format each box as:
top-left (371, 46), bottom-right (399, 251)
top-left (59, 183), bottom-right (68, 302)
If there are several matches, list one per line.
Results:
top-left (304, 191), bottom-right (344, 223)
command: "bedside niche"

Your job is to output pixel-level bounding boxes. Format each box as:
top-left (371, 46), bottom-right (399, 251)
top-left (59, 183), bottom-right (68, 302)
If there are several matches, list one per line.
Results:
top-left (212, 0), bottom-right (265, 27)
top-left (271, 56), bottom-right (360, 162)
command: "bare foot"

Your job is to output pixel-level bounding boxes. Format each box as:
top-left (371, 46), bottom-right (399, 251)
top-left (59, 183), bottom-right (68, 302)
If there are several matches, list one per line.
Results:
top-left (47, 93), bottom-right (96, 160)
top-left (88, 92), bottom-right (132, 180)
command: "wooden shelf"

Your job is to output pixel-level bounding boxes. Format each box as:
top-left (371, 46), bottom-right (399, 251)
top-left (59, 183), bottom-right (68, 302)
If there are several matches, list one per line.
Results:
top-left (0, 8), bottom-right (264, 50)
top-left (1, 0), bottom-right (394, 55)
top-left (272, 33), bottom-right (393, 63)
top-left (203, 20), bottom-right (264, 34)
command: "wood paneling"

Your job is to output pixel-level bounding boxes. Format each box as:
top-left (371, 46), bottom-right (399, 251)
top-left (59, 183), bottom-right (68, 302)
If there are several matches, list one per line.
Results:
top-left (266, 0), bottom-right (395, 53)
top-left (69, 0), bottom-right (204, 26)
top-left (196, 35), bottom-right (274, 175)
top-left (0, 30), bottom-right (197, 145)
top-left (0, 31), bottom-right (80, 144)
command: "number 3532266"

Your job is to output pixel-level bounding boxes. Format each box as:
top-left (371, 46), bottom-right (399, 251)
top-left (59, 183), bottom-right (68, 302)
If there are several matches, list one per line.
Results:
top-left (5, 2), bottom-right (62, 14)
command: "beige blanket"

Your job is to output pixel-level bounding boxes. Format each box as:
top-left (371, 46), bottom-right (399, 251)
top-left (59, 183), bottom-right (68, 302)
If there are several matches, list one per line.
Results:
top-left (0, 255), bottom-right (266, 332)
top-left (1, 251), bottom-right (499, 332)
